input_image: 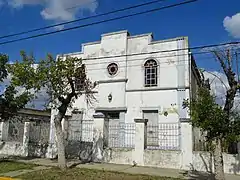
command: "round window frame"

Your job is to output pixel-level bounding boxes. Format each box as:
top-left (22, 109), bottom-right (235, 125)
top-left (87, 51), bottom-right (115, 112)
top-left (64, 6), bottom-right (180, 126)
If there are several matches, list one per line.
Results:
top-left (107, 63), bottom-right (118, 76)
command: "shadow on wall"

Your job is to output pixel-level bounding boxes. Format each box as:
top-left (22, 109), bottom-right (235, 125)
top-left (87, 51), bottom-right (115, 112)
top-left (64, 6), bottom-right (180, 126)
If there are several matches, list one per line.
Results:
top-left (181, 152), bottom-right (215, 180)
top-left (66, 131), bottom-right (106, 164)
top-left (228, 142), bottom-right (240, 175)
top-left (230, 154), bottom-right (240, 175)
top-left (182, 170), bottom-right (215, 180)
top-left (79, 141), bottom-right (94, 163)
top-left (0, 141), bottom-right (5, 150)
top-left (28, 142), bottom-right (49, 158)
top-left (66, 141), bottom-right (93, 162)
top-left (199, 152), bottom-right (213, 173)
top-left (181, 163), bottom-right (215, 180)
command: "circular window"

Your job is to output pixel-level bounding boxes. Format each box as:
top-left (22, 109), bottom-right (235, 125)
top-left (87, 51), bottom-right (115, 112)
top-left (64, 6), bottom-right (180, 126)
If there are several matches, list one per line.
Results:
top-left (107, 63), bottom-right (118, 76)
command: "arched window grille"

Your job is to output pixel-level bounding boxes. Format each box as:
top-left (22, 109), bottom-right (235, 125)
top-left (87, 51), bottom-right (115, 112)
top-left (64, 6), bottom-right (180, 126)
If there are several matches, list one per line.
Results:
top-left (144, 59), bottom-right (158, 87)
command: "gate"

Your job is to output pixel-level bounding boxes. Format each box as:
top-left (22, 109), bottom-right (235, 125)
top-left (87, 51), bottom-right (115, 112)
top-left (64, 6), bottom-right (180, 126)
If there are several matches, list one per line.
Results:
top-left (66, 119), bottom-right (93, 160)
top-left (29, 121), bottom-right (50, 157)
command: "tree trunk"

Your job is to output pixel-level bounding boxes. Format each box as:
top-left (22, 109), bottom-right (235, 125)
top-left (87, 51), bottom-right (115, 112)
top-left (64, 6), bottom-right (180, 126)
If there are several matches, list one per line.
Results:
top-left (54, 114), bottom-right (67, 169)
top-left (213, 138), bottom-right (225, 180)
top-left (237, 142), bottom-right (240, 155)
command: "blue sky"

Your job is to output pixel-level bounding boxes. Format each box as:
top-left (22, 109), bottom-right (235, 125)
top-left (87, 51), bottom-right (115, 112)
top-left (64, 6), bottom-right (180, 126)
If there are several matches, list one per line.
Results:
top-left (0, 0), bottom-right (238, 109)
top-left (0, 0), bottom-right (239, 72)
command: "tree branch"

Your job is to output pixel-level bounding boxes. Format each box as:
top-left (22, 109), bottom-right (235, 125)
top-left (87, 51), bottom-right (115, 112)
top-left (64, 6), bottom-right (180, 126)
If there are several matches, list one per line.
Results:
top-left (213, 50), bottom-right (238, 120)
top-left (213, 51), bottom-right (228, 76)
top-left (67, 77), bottom-right (77, 99)
top-left (227, 49), bottom-right (231, 70)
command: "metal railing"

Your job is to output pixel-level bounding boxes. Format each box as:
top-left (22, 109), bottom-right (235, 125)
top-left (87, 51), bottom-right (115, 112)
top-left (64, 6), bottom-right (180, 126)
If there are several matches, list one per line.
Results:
top-left (146, 123), bottom-right (181, 150)
top-left (67, 120), bottom-right (93, 142)
top-left (108, 123), bottom-right (136, 148)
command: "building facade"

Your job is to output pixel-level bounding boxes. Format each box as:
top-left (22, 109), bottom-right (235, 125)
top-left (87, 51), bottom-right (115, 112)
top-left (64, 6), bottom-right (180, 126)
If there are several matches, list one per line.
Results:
top-left (56, 30), bottom-right (199, 122)
top-left (48, 30), bottom-right (201, 160)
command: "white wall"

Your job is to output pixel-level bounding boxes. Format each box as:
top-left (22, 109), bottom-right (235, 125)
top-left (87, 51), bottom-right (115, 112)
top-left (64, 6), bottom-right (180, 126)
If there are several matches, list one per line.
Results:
top-left (125, 90), bottom-right (179, 123)
top-left (104, 148), bottom-right (134, 165)
top-left (0, 142), bottom-right (24, 156)
top-left (193, 151), bottom-right (240, 175)
top-left (59, 31), bottom-right (191, 124)
top-left (144, 150), bottom-right (182, 169)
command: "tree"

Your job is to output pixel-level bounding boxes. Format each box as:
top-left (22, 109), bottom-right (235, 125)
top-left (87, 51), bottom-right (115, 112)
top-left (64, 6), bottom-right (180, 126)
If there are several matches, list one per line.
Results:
top-left (9, 52), bottom-right (96, 169)
top-left (0, 54), bottom-right (33, 119)
top-left (184, 48), bottom-right (240, 180)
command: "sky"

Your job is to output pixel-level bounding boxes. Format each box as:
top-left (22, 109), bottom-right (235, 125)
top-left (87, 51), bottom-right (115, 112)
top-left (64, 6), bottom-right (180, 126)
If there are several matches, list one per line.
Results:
top-left (0, 0), bottom-right (239, 109)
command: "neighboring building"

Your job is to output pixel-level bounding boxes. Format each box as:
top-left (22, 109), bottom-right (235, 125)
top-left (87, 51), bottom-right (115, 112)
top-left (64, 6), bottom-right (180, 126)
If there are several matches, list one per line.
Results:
top-left (0, 108), bottom-right (51, 158)
top-left (49, 30), bottom-right (201, 150)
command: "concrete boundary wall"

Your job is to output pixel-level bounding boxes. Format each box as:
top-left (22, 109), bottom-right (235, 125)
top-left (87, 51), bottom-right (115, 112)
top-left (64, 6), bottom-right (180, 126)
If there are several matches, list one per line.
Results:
top-left (47, 115), bottom-right (240, 175)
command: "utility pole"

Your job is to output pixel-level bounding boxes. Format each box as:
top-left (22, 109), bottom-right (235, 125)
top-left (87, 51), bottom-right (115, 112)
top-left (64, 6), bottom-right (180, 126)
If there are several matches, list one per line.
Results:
top-left (236, 52), bottom-right (239, 86)
top-left (236, 51), bottom-right (240, 155)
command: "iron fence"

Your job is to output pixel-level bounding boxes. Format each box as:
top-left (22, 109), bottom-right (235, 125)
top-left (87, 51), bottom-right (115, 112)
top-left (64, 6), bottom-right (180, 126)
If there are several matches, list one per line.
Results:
top-left (146, 123), bottom-right (181, 150)
top-left (29, 121), bottom-right (50, 144)
top-left (67, 120), bottom-right (93, 142)
top-left (7, 117), bottom-right (25, 142)
top-left (81, 120), bottom-right (94, 142)
top-left (66, 120), bottom-right (93, 159)
top-left (108, 123), bottom-right (135, 148)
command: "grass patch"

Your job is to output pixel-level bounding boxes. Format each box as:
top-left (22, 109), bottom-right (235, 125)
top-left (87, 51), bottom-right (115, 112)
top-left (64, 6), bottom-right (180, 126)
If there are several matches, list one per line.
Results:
top-left (0, 160), bottom-right (36, 174)
top-left (18, 168), bottom-right (183, 180)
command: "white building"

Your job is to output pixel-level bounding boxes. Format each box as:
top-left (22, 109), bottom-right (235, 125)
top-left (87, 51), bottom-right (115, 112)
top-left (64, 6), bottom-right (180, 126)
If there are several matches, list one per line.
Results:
top-left (56, 30), bottom-right (200, 122)
top-left (48, 30), bottom-right (201, 166)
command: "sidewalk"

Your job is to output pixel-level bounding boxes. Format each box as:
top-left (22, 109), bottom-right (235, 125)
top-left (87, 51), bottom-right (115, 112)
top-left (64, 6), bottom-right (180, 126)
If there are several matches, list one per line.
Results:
top-left (0, 166), bottom-right (50, 178)
top-left (15, 158), bottom-right (240, 180)
top-left (77, 163), bottom-right (240, 180)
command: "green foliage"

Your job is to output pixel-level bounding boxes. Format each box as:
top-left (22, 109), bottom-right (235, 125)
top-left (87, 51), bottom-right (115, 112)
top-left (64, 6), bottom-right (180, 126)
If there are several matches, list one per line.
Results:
top-left (183, 87), bottom-right (240, 140)
top-left (8, 52), bottom-right (96, 113)
top-left (0, 54), bottom-right (8, 82)
top-left (0, 53), bottom-right (33, 119)
top-left (0, 85), bottom-right (33, 118)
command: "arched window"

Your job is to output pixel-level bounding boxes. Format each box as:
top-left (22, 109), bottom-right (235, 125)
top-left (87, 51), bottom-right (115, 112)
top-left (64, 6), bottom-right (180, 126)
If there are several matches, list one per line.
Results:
top-left (75, 64), bottom-right (86, 91)
top-left (144, 59), bottom-right (158, 87)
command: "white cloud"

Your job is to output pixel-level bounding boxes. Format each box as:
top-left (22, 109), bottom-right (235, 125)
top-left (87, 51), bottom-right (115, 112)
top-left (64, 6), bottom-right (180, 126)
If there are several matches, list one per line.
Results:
top-left (223, 13), bottom-right (240, 38)
top-left (6, 0), bottom-right (98, 29)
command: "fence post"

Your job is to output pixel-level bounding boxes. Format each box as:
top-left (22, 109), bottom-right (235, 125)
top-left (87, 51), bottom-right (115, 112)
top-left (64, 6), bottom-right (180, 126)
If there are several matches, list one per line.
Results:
top-left (23, 122), bottom-right (31, 157)
top-left (46, 110), bottom-right (59, 159)
top-left (92, 113), bottom-right (105, 162)
top-left (133, 119), bottom-right (148, 166)
top-left (180, 119), bottom-right (193, 170)
top-left (0, 121), bottom-right (3, 141)
top-left (0, 121), bottom-right (9, 141)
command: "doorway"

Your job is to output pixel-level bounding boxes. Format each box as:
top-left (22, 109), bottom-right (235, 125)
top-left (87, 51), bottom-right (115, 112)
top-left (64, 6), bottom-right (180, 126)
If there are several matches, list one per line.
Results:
top-left (143, 110), bottom-right (159, 148)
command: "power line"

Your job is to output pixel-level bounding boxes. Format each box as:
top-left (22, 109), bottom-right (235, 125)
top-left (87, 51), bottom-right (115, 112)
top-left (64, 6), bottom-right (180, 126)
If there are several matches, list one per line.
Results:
top-left (24, 51), bottom-right (222, 71)
top-left (82, 51), bottom-right (212, 66)
top-left (0, 0), bottom-right (197, 46)
top-left (80, 54), bottom-right (222, 71)
top-left (86, 58), bottom-right (218, 71)
top-left (0, 0), bottom-right (166, 40)
top-left (61, 41), bottom-right (240, 63)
